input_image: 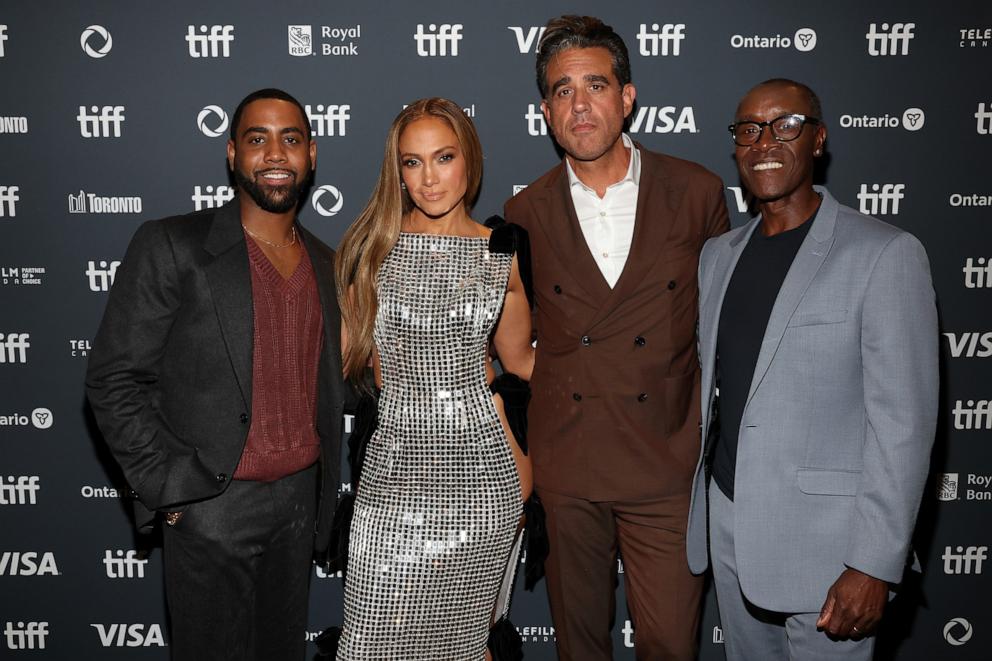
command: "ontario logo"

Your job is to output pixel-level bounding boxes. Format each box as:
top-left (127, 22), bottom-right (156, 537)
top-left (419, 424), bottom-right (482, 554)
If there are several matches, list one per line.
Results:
top-left (730, 27), bottom-right (817, 51)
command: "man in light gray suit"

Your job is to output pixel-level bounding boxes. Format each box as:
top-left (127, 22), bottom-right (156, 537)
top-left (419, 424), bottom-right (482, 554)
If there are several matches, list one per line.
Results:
top-left (686, 79), bottom-right (938, 660)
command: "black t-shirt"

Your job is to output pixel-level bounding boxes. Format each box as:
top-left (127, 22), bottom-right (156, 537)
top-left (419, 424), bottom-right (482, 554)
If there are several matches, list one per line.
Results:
top-left (711, 206), bottom-right (818, 500)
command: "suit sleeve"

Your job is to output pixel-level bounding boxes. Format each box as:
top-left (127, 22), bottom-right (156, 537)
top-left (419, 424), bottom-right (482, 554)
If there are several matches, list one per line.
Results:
top-left (85, 220), bottom-right (188, 518)
top-left (703, 176), bottom-right (731, 241)
top-left (846, 232), bottom-right (938, 583)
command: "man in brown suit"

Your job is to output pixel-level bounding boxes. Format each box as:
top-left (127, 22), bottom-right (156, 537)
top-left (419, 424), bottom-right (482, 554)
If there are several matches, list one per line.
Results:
top-left (504, 16), bottom-right (729, 660)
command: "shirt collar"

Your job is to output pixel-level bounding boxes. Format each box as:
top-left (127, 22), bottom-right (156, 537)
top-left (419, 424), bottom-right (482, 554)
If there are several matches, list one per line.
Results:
top-left (566, 133), bottom-right (641, 193)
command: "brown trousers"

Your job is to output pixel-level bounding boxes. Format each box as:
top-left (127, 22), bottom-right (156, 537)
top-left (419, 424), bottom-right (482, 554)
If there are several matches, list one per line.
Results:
top-left (540, 488), bottom-right (703, 661)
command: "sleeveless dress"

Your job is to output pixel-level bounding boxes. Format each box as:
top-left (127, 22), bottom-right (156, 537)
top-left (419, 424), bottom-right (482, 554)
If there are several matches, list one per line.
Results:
top-left (337, 231), bottom-right (522, 660)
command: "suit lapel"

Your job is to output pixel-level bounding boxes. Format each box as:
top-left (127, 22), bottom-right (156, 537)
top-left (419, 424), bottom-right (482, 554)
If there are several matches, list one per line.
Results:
top-left (299, 226), bottom-right (344, 403)
top-left (203, 197), bottom-right (253, 408)
top-left (745, 191), bottom-right (838, 407)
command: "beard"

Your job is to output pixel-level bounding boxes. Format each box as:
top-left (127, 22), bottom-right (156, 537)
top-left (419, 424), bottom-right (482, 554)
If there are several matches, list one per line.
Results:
top-left (233, 166), bottom-right (311, 214)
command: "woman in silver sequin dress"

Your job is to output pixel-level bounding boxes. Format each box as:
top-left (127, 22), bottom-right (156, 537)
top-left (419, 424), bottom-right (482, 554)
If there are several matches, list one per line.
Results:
top-left (333, 98), bottom-right (534, 660)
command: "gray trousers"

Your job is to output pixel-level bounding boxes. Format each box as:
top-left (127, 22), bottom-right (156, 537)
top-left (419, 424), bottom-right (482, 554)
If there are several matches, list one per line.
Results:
top-left (709, 482), bottom-right (874, 661)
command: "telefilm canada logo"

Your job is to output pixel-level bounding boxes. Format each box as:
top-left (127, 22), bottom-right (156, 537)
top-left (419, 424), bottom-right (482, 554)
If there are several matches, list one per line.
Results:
top-left (311, 185), bottom-right (344, 217)
top-left (839, 108), bottom-right (925, 131)
top-left (730, 27), bottom-right (817, 52)
top-left (959, 27), bottom-right (990, 48)
top-left (80, 25), bottom-right (112, 58)
top-left (68, 190), bottom-right (142, 214)
top-left (288, 25), bottom-right (362, 56)
top-left (1, 266), bottom-right (45, 286)
top-left (69, 339), bottom-right (91, 357)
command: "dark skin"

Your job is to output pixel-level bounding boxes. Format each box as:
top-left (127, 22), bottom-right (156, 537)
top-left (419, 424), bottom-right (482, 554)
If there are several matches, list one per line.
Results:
top-left (226, 99), bottom-right (317, 279)
top-left (735, 82), bottom-right (888, 638)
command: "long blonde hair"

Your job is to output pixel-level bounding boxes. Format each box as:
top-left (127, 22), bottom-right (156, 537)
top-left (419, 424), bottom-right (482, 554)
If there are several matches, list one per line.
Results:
top-left (335, 98), bottom-right (484, 384)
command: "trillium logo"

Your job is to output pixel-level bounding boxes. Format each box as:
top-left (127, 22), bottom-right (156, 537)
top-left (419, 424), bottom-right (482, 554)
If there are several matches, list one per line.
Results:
top-left (943, 617), bottom-right (973, 646)
top-left (902, 108), bottom-right (925, 131)
top-left (311, 185), bottom-right (343, 216)
top-left (81, 25), bottom-right (113, 58)
top-left (794, 28), bottom-right (817, 51)
top-left (197, 105), bottom-right (229, 138)
top-left (31, 407), bottom-right (52, 429)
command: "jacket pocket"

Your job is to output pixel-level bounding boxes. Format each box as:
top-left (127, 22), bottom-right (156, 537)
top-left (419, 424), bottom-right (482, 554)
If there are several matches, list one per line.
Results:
top-left (787, 309), bottom-right (848, 328)
top-left (796, 468), bottom-right (861, 496)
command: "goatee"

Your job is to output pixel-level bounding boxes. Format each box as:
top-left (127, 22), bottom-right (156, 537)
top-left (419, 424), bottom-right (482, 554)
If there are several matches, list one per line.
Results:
top-left (234, 167), bottom-right (310, 214)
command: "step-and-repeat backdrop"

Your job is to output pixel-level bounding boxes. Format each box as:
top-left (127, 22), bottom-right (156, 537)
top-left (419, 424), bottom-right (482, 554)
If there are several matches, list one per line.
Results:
top-left (1, 0), bottom-right (989, 658)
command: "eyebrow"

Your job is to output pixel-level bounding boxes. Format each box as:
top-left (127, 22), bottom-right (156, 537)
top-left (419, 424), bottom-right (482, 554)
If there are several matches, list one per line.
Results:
top-left (550, 73), bottom-right (611, 95)
top-left (242, 126), bottom-right (306, 139)
top-left (400, 144), bottom-right (458, 159)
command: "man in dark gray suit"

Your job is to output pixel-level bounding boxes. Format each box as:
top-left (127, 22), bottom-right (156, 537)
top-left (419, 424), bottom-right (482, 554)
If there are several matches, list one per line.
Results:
top-left (686, 79), bottom-right (938, 659)
top-left (86, 89), bottom-right (345, 661)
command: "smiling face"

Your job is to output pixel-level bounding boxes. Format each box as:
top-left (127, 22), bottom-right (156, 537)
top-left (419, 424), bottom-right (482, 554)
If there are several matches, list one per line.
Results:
top-left (398, 116), bottom-right (469, 220)
top-left (541, 46), bottom-right (635, 163)
top-left (734, 82), bottom-right (826, 206)
top-left (227, 98), bottom-right (316, 214)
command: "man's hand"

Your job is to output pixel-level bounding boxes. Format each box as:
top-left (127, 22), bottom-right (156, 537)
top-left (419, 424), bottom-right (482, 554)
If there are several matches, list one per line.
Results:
top-left (816, 568), bottom-right (887, 638)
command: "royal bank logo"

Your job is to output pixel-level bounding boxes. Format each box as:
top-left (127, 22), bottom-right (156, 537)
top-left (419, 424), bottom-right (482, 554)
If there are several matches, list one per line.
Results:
top-left (944, 332), bottom-right (992, 358)
top-left (0, 476), bottom-right (40, 505)
top-left (944, 617), bottom-right (973, 646)
top-left (508, 26), bottom-right (545, 53)
top-left (288, 25), bottom-right (313, 56)
top-left (186, 25), bottom-right (234, 58)
top-left (1, 267), bottom-right (45, 287)
top-left (80, 25), bottom-right (112, 58)
top-left (525, 104), bottom-right (547, 136)
top-left (857, 183), bottom-right (904, 215)
top-left (963, 257), bottom-right (992, 288)
top-left (3, 621), bottom-right (49, 650)
top-left (959, 27), bottom-right (990, 48)
top-left (306, 104), bottom-right (350, 137)
top-left (414, 23), bottom-right (462, 56)
top-left (0, 408), bottom-right (53, 429)
top-left (289, 25), bottom-right (362, 57)
top-left (0, 116), bottom-right (28, 134)
top-left (77, 105), bottom-right (125, 138)
top-left (629, 105), bottom-right (697, 134)
top-left (943, 546), bottom-right (987, 574)
top-left (938, 473), bottom-right (959, 501)
top-left (0, 332), bottom-right (30, 363)
top-left (637, 23), bottom-right (685, 56)
top-left (0, 551), bottom-right (59, 576)
top-left (85, 260), bottom-right (121, 292)
top-left (103, 549), bottom-right (148, 578)
top-left (839, 108), bottom-right (925, 131)
top-left (0, 185), bottom-right (20, 217)
top-left (197, 105), bottom-right (229, 138)
top-left (730, 27), bottom-right (817, 52)
top-left (192, 185), bottom-right (235, 210)
top-left (91, 623), bottom-right (166, 648)
top-left (976, 103), bottom-right (992, 135)
top-left (311, 185), bottom-right (344, 217)
top-left (866, 22), bottom-right (915, 56)
top-left (68, 190), bottom-right (143, 214)
top-left (0, 25), bottom-right (7, 57)
top-left (952, 400), bottom-right (992, 430)
top-left (69, 339), bottom-right (91, 357)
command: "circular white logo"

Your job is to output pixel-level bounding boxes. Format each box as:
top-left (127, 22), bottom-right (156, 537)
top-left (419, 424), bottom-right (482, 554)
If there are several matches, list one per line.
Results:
top-left (197, 105), bottom-right (229, 138)
top-left (80, 25), bottom-right (113, 58)
top-left (31, 407), bottom-right (53, 429)
top-left (944, 618), bottom-right (973, 646)
top-left (794, 28), bottom-right (817, 52)
top-left (902, 107), bottom-right (926, 131)
top-left (312, 185), bottom-right (344, 217)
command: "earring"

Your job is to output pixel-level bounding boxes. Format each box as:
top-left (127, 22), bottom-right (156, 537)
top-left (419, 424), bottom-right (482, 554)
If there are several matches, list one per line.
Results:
top-left (814, 149), bottom-right (822, 156)
top-left (400, 182), bottom-right (407, 190)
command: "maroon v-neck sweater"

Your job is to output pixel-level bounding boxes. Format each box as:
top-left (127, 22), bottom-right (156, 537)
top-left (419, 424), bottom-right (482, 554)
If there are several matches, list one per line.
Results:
top-left (233, 234), bottom-right (323, 481)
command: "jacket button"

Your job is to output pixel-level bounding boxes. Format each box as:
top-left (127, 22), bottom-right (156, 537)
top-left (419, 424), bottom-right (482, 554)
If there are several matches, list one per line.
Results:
top-left (581, 335), bottom-right (591, 346)
top-left (637, 393), bottom-right (648, 402)
top-left (239, 413), bottom-right (249, 424)
top-left (634, 336), bottom-right (646, 346)
top-left (215, 473), bottom-right (228, 483)
top-left (573, 393), bottom-right (582, 401)
top-left (667, 280), bottom-right (677, 290)
top-left (553, 285), bottom-right (562, 294)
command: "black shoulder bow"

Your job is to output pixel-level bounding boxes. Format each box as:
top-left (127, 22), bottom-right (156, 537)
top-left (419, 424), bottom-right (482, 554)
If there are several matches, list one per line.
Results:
top-left (485, 215), bottom-right (533, 308)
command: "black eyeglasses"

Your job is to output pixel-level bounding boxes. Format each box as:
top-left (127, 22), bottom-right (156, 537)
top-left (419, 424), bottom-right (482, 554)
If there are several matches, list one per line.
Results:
top-left (728, 114), bottom-right (821, 146)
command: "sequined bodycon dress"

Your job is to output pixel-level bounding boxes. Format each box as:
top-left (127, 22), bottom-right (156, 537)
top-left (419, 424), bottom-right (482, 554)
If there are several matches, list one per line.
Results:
top-left (337, 232), bottom-right (522, 660)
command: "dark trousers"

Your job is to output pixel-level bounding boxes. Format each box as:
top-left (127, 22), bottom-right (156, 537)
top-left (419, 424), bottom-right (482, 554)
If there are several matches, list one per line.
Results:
top-left (162, 464), bottom-right (318, 661)
top-left (540, 488), bottom-right (703, 661)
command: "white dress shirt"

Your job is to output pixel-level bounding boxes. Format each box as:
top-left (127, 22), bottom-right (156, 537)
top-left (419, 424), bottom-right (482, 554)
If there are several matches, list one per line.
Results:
top-left (565, 133), bottom-right (641, 288)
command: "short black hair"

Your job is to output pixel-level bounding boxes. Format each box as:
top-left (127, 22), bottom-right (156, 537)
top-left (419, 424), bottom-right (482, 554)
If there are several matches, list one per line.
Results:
top-left (229, 88), bottom-right (311, 141)
top-left (750, 78), bottom-right (823, 121)
top-left (536, 15), bottom-right (631, 99)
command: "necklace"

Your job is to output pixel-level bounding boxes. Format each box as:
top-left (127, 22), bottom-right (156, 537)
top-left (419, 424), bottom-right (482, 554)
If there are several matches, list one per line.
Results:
top-left (242, 224), bottom-right (297, 248)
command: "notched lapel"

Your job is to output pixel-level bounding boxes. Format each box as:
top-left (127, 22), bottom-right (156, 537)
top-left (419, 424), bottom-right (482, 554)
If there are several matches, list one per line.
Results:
top-left (702, 221), bottom-right (759, 370)
top-left (300, 227), bottom-right (345, 407)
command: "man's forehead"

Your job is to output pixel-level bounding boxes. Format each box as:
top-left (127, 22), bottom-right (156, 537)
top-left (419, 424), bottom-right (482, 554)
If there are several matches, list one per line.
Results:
top-left (736, 84), bottom-right (810, 118)
top-left (240, 99), bottom-right (308, 128)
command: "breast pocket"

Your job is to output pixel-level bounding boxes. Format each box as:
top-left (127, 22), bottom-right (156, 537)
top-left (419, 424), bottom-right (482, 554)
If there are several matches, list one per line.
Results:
top-left (796, 468), bottom-right (861, 496)
top-left (787, 309), bottom-right (848, 328)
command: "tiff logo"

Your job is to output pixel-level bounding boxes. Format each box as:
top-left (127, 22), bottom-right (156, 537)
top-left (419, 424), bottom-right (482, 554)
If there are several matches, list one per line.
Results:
top-left (104, 549), bottom-right (149, 578)
top-left (857, 183), bottom-right (904, 215)
top-left (866, 22), bottom-right (915, 56)
top-left (944, 332), bottom-right (992, 358)
top-left (3, 622), bottom-right (48, 650)
top-left (943, 546), bottom-right (988, 574)
top-left (637, 23), bottom-right (686, 56)
top-left (192, 185), bottom-right (235, 210)
top-left (86, 260), bottom-right (121, 292)
top-left (0, 476), bottom-right (40, 505)
top-left (0, 25), bottom-right (7, 57)
top-left (0, 333), bottom-right (30, 363)
top-left (77, 105), bottom-right (125, 138)
top-left (975, 102), bottom-right (992, 135)
top-left (306, 104), bottom-right (350, 137)
top-left (508, 26), bottom-right (545, 53)
top-left (0, 185), bottom-right (19, 217)
top-left (952, 399), bottom-right (992, 430)
top-left (186, 25), bottom-right (234, 58)
top-left (525, 104), bottom-right (547, 136)
top-left (414, 23), bottom-right (462, 56)
top-left (963, 257), bottom-right (992, 288)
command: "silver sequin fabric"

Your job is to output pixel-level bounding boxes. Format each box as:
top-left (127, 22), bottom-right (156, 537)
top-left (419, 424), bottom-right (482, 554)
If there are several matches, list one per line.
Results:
top-left (338, 232), bottom-right (522, 660)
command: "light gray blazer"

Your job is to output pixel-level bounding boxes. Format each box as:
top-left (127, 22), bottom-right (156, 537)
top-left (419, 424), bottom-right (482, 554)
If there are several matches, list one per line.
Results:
top-left (686, 186), bottom-right (938, 613)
